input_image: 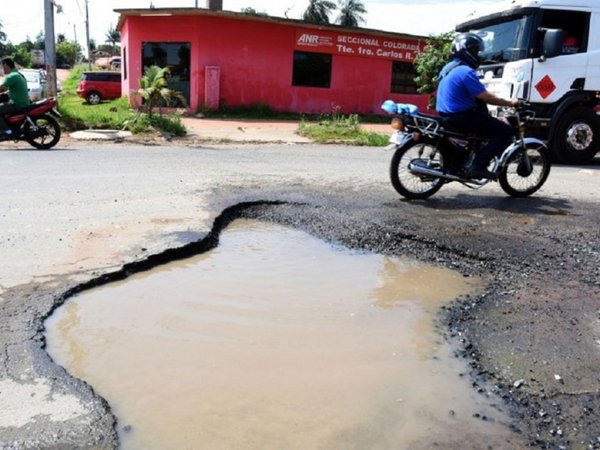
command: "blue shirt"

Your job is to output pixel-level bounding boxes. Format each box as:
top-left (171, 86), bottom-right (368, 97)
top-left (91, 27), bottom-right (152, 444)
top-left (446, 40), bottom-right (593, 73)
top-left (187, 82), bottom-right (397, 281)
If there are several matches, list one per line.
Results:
top-left (436, 59), bottom-right (486, 114)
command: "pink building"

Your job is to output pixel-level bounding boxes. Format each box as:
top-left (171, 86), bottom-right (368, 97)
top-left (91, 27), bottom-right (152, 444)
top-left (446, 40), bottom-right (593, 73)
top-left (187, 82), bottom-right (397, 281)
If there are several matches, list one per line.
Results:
top-left (116, 5), bottom-right (429, 115)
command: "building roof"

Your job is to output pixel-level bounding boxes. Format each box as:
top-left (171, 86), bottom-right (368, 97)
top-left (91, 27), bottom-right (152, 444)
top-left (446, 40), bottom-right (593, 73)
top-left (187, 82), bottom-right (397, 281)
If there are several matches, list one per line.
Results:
top-left (115, 7), bottom-right (427, 42)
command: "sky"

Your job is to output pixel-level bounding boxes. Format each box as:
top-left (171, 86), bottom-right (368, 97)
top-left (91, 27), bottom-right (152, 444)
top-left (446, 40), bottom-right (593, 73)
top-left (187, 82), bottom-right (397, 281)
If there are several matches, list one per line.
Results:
top-left (2, 0), bottom-right (504, 53)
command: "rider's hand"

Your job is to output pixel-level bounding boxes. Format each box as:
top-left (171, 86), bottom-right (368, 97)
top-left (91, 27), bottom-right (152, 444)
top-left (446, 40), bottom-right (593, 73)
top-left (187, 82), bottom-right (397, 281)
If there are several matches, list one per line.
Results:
top-left (509, 99), bottom-right (522, 107)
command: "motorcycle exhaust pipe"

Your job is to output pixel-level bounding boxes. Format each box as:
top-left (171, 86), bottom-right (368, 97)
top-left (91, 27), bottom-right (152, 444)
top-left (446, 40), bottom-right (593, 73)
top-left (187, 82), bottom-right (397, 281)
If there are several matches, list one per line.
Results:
top-left (408, 161), bottom-right (465, 182)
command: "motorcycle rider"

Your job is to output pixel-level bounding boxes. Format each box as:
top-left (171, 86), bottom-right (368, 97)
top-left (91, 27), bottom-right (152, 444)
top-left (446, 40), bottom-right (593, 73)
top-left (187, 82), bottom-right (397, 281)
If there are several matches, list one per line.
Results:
top-left (436, 33), bottom-right (521, 179)
top-left (0, 57), bottom-right (30, 137)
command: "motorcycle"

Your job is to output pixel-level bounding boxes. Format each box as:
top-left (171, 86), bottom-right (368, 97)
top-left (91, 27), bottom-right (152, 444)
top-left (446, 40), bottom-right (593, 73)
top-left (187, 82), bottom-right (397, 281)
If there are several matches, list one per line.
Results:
top-left (0, 96), bottom-right (62, 150)
top-left (380, 100), bottom-right (551, 200)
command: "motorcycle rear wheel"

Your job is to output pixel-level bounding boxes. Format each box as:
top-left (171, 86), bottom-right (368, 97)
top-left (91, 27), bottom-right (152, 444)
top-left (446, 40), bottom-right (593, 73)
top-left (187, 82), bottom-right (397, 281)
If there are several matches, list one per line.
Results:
top-left (390, 140), bottom-right (445, 200)
top-left (24, 114), bottom-right (61, 150)
top-left (499, 142), bottom-right (551, 197)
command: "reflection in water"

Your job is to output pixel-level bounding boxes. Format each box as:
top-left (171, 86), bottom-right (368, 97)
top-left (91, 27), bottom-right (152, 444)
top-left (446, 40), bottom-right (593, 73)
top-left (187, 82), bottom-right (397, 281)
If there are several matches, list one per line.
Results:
top-left (45, 219), bottom-right (520, 450)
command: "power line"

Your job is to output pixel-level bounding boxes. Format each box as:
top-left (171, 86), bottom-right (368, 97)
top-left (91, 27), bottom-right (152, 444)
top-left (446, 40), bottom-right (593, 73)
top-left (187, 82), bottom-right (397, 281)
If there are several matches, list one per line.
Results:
top-left (74, 0), bottom-right (84, 17)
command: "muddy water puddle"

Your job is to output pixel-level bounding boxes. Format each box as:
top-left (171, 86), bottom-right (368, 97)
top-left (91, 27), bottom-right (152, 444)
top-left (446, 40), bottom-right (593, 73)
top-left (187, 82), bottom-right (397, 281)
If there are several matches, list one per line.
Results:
top-left (45, 219), bottom-right (518, 449)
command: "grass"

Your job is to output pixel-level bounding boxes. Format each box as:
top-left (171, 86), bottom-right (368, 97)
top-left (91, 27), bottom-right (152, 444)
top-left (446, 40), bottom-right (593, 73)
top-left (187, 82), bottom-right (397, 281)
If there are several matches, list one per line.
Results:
top-left (57, 65), bottom-right (186, 136)
top-left (298, 113), bottom-right (389, 146)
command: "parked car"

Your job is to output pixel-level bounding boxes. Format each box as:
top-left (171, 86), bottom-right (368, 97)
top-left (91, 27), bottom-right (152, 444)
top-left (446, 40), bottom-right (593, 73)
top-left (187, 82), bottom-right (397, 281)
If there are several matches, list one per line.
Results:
top-left (35, 69), bottom-right (61, 93)
top-left (76, 71), bottom-right (122, 105)
top-left (110, 57), bottom-right (121, 70)
top-left (21, 69), bottom-right (47, 102)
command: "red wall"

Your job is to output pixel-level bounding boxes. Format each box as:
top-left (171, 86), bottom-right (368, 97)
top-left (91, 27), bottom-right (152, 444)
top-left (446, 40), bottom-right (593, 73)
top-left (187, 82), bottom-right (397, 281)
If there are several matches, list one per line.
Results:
top-left (121, 14), bottom-right (429, 115)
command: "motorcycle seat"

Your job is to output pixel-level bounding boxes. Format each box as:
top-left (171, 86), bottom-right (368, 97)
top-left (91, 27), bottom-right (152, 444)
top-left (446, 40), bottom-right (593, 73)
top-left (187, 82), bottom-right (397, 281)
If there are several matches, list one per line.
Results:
top-left (1, 99), bottom-right (50, 117)
top-left (440, 117), bottom-right (485, 140)
top-left (14, 99), bottom-right (50, 114)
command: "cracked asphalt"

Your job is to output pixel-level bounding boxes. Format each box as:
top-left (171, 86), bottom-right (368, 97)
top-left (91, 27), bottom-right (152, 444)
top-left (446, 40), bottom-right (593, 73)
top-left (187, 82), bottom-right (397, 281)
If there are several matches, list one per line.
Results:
top-left (0, 139), bottom-right (599, 449)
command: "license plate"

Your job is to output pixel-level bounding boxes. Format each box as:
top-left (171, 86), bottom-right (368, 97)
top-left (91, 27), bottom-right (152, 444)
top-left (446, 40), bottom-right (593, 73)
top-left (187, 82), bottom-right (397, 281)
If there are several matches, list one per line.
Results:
top-left (388, 131), bottom-right (409, 145)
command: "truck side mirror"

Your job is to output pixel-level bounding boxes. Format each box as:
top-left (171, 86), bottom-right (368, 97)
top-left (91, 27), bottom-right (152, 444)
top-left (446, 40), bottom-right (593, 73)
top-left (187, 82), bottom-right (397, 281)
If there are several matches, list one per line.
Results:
top-left (541, 29), bottom-right (565, 59)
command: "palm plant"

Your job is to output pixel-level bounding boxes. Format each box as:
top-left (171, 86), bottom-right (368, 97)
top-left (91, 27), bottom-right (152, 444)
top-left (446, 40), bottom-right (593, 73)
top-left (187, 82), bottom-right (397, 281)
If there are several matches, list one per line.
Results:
top-left (105, 25), bottom-right (120, 56)
top-left (303, 0), bottom-right (337, 24)
top-left (336, 0), bottom-right (367, 28)
top-left (136, 65), bottom-right (186, 116)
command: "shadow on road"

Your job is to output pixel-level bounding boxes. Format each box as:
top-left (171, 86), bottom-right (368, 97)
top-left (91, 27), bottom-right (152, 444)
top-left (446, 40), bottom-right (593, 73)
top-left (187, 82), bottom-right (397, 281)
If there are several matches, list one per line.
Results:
top-left (412, 194), bottom-right (574, 216)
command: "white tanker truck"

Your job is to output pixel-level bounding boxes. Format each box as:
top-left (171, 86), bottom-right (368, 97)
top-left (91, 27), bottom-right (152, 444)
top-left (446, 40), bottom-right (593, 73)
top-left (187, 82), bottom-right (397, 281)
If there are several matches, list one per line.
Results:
top-left (456, 0), bottom-right (600, 163)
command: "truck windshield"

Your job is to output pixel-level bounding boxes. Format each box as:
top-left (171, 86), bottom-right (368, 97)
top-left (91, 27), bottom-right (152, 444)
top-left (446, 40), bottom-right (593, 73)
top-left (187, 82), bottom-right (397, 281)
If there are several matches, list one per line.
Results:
top-left (467, 14), bottom-right (534, 63)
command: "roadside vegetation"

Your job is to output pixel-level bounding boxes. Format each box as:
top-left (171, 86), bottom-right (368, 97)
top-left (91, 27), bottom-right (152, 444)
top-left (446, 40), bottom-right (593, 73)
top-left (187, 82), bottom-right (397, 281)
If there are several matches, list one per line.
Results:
top-left (201, 102), bottom-right (389, 145)
top-left (298, 112), bottom-right (388, 146)
top-left (58, 65), bottom-right (186, 136)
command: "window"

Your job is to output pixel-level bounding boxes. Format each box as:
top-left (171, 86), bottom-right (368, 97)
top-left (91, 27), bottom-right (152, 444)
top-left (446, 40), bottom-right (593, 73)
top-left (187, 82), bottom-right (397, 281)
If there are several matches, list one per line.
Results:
top-left (82, 72), bottom-right (120, 82)
top-left (123, 47), bottom-right (127, 80)
top-left (142, 42), bottom-right (191, 105)
top-left (391, 61), bottom-right (418, 94)
top-left (292, 51), bottom-right (332, 88)
top-left (539, 10), bottom-right (589, 55)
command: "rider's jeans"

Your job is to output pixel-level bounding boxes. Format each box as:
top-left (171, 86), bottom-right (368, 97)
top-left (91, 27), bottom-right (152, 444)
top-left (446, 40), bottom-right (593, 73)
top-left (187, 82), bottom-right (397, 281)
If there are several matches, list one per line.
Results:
top-left (0, 102), bottom-right (18, 132)
top-left (442, 110), bottom-right (515, 169)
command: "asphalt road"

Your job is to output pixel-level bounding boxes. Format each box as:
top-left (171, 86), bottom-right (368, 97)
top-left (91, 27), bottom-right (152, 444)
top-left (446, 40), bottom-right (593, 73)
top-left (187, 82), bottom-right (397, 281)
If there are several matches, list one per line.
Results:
top-left (0, 142), bottom-right (598, 448)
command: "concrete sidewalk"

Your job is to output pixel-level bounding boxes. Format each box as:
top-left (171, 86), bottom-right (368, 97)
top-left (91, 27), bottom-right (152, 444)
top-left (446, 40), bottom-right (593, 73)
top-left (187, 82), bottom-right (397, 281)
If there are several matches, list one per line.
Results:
top-left (181, 117), bottom-right (312, 143)
top-left (181, 117), bottom-right (391, 143)
top-left (69, 117), bottom-right (392, 144)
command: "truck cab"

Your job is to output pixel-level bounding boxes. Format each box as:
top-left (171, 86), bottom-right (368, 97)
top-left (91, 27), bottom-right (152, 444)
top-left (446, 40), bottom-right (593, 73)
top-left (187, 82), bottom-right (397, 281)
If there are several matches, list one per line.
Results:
top-left (456, 0), bottom-right (600, 163)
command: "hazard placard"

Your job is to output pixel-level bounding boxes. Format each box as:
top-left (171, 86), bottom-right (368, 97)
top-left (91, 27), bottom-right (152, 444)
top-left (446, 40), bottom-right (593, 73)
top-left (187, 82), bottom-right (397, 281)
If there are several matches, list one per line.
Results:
top-left (535, 75), bottom-right (556, 99)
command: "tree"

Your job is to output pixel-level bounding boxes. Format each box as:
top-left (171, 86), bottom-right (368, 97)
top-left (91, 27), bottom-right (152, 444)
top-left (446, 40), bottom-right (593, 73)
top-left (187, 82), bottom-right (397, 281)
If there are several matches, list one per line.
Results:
top-left (336, 0), bottom-right (366, 28)
top-left (105, 25), bottom-right (120, 56)
top-left (413, 31), bottom-right (455, 108)
top-left (0, 20), bottom-right (7, 57)
top-left (33, 32), bottom-right (45, 50)
top-left (136, 65), bottom-right (186, 116)
top-left (302, 0), bottom-right (337, 24)
top-left (97, 44), bottom-right (119, 56)
top-left (0, 42), bottom-right (16, 58)
top-left (0, 20), bottom-right (6, 44)
top-left (241, 7), bottom-right (268, 17)
top-left (20, 39), bottom-right (34, 52)
top-left (13, 47), bottom-right (32, 67)
top-left (56, 40), bottom-right (81, 67)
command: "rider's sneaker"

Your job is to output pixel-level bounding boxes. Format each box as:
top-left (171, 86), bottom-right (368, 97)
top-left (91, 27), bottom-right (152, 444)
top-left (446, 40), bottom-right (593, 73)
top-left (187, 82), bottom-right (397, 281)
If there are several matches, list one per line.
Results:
top-left (464, 164), bottom-right (498, 180)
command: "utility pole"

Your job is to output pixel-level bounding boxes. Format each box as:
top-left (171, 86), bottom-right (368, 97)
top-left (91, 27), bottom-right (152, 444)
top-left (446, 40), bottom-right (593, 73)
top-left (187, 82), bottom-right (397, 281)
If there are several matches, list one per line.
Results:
top-left (44, 0), bottom-right (58, 98)
top-left (85, 0), bottom-right (92, 70)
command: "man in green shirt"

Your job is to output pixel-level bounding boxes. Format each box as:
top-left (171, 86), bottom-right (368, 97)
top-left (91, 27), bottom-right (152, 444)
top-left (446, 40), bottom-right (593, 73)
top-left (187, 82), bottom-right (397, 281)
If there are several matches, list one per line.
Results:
top-left (0, 57), bottom-right (30, 136)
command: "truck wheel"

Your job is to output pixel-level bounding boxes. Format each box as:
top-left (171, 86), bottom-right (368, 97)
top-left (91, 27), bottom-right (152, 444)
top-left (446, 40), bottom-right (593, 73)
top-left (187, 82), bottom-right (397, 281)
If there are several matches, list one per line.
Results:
top-left (552, 106), bottom-right (600, 164)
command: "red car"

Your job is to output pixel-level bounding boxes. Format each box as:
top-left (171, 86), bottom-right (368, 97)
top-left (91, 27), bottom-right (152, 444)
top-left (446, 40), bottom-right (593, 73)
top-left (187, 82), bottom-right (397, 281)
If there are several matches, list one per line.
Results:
top-left (76, 71), bottom-right (122, 105)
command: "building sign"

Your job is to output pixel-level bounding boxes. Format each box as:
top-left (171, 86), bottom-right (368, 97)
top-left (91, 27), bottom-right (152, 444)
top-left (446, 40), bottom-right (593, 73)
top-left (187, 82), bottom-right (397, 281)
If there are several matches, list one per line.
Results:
top-left (295, 30), bottom-right (422, 62)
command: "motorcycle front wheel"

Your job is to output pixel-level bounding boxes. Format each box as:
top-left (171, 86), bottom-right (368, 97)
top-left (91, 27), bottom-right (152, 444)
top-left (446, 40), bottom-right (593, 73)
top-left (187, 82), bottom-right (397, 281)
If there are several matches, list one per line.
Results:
top-left (24, 114), bottom-right (61, 150)
top-left (499, 142), bottom-right (551, 197)
top-left (390, 139), bottom-right (445, 200)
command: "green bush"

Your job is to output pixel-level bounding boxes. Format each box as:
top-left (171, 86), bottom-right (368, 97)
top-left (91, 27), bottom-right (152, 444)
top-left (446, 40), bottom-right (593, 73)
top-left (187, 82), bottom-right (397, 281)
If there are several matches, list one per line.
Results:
top-left (298, 113), bottom-right (388, 146)
top-left (128, 114), bottom-right (186, 137)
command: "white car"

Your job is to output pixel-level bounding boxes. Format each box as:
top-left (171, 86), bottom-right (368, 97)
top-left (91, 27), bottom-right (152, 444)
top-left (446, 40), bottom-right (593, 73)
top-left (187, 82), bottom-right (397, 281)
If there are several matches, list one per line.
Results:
top-left (21, 69), bottom-right (47, 102)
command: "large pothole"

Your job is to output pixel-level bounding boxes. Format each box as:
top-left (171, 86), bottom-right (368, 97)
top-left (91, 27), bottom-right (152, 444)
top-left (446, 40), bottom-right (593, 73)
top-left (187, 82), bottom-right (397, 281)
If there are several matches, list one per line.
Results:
top-left (45, 219), bottom-right (522, 449)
